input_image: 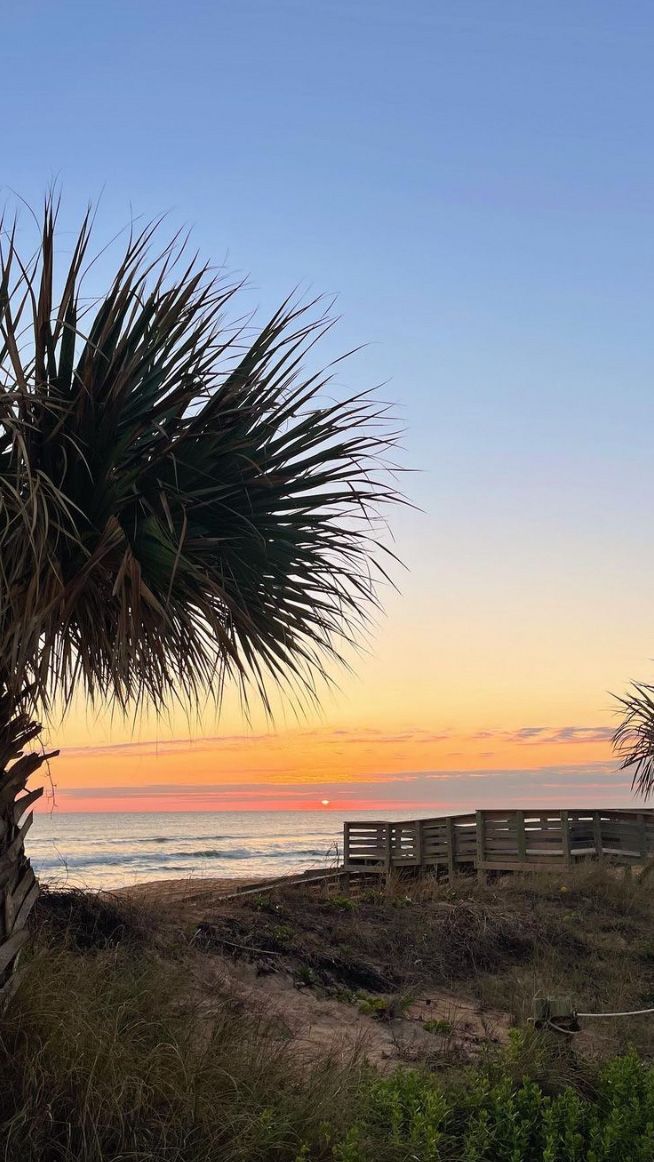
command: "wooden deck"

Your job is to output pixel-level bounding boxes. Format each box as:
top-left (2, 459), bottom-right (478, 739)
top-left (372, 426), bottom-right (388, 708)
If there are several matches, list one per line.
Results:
top-left (343, 809), bottom-right (654, 876)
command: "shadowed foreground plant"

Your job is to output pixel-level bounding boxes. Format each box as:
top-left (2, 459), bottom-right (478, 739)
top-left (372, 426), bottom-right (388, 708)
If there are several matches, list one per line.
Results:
top-left (0, 197), bottom-right (401, 994)
top-left (0, 936), bottom-right (365, 1162)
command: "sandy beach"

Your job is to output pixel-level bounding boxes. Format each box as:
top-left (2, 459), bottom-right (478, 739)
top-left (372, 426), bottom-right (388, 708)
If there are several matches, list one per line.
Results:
top-left (117, 875), bottom-right (263, 920)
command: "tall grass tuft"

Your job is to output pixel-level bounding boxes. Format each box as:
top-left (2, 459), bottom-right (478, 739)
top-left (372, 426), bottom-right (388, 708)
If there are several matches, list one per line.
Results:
top-left (0, 936), bottom-right (361, 1161)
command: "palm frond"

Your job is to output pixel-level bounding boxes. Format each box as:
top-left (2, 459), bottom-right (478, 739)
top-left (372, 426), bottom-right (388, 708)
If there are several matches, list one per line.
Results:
top-left (0, 197), bottom-right (403, 718)
top-left (612, 682), bottom-right (654, 798)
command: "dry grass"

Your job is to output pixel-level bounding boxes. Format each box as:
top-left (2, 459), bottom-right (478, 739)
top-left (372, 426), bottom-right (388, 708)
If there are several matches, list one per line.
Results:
top-left (1, 869), bottom-right (654, 1159)
top-left (188, 864), bottom-right (654, 1062)
top-left (193, 878), bottom-right (542, 994)
top-left (33, 886), bottom-right (167, 951)
top-left (0, 917), bottom-right (364, 1161)
top-left (466, 865), bottom-right (654, 1059)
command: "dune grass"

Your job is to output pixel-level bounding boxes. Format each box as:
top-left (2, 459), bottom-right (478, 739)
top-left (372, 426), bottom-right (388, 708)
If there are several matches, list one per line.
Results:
top-left (3, 936), bottom-right (654, 1161)
top-left (194, 863), bottom-right (654, 1061)
top-left (0, 932), bottom-right (359, 1161)
top-left (3, 870), bottom-right (654, 1160)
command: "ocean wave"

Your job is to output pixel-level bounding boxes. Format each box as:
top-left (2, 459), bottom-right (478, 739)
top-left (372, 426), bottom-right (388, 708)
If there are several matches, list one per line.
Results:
top-left (32, 845), bottom-right (331, 871)
top-left (42, 834), bottom-right (253, 847)
top-left (118, 834), bottom-right (252, 845)
top-left (29, 811), bottom-right (345, 889)
top-left (181, 847), bottom-right (329, 860)
top-left (30, 835), bottom-right (257, 853)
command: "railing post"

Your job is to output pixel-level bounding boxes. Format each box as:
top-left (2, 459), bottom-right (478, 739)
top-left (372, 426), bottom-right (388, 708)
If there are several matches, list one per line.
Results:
top-left (561, 810), bottom-right (571, 867)
top-left (475, 810), bottom-right (486, 883)
top-left (343, 822), bottom-right (351, 869)
top-left (516, 810), bottom-right (526, 863)
top-left (446, 815), bottom-right (456, 879)
top-left (593, 811), bottom-right (603, 862)
top-left (384, 823), bottom-right (392, 873)
top-left (414, 819), bottom-right (423, 867)
top-left (639, 812), bottom-right (648, 862)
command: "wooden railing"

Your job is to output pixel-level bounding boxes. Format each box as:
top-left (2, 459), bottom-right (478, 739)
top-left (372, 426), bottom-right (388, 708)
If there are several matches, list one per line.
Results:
top-left (343, 809), bottom-right (654, 875)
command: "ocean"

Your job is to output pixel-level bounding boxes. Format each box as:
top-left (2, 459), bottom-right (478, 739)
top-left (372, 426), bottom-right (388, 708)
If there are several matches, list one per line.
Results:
top-left (28, 810), bottom-right (417, 890)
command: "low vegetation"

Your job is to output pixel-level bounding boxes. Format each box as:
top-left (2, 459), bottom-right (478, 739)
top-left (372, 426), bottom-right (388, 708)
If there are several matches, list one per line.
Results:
top-left (191, 864), bottom-right (654, 1059)
top-left (3, 867), bottom-right (654, 1159)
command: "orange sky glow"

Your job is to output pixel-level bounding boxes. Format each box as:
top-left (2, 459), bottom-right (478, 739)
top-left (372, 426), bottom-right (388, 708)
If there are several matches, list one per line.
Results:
top-left (36, 718), bottom-right (627, 814)
top-left (31, 552), bottom-right (647, 816)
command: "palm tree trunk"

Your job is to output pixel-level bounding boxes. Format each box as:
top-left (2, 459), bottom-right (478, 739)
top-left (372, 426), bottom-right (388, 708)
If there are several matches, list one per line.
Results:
top-left (0, 689), bottom-right (57, 1005)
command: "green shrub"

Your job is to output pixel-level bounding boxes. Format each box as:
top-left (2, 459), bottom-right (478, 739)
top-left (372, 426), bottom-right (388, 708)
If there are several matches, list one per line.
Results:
top-left (423, 1018), bottom-right (453, 1035)
top-left (337, 1047), bottom-right (654, 1161)
top-left (334, 1071), bottom-right (449, 1162)
top-left (294, 964), bottom-right (319, 987)
top-left (322, 895), bottom-right (358, 912)
top-left (272, 923), bottom-right (295, 944)
top-left (356, 993), bottom-right (411, 1020)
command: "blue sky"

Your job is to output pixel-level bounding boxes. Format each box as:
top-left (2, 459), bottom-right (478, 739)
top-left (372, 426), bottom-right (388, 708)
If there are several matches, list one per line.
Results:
top-left (8, 1), bottom-right (654, 494)
top-left (6, 1), bottom-right (654, 806)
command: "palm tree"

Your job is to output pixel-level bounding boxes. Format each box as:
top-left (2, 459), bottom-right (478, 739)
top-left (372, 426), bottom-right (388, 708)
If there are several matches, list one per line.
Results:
top-left (613, 682), bottom-right (654, 798)
top-left (0, 200), bottom-right (400, 998)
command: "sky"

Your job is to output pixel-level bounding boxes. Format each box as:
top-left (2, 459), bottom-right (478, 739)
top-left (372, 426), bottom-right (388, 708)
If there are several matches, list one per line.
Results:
top-left (4, 0), bottom-right (654, 812)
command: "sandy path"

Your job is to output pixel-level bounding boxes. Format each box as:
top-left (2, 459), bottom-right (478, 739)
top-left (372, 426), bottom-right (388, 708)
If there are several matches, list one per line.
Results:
top-left (116, 876), bottom-right (261, 916)
top-left (116, 875), bottom-right (510, 1069)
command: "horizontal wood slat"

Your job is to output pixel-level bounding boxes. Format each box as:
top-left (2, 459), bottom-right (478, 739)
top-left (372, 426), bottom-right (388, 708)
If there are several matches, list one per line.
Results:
top-left (344, 808), bottom-right (654, 874)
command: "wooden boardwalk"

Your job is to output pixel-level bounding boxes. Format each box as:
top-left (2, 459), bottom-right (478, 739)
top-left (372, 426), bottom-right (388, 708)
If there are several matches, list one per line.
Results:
top-left (343, 809), bottom-right (654, 876)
